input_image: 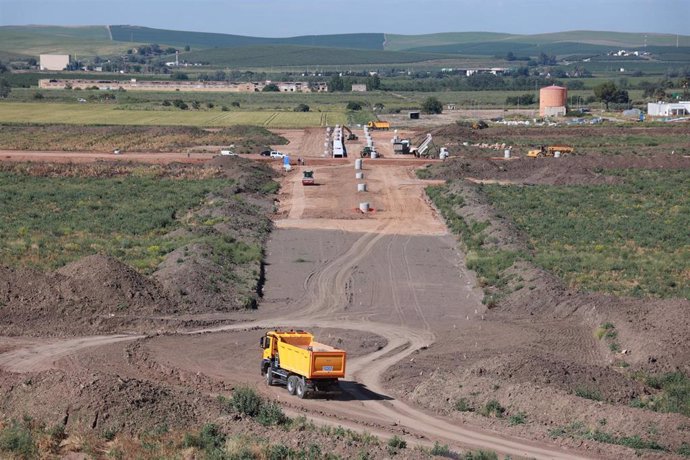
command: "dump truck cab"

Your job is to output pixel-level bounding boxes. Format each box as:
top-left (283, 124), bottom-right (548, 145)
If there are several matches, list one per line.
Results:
top-left (260, 330), bottom-right (346, 398)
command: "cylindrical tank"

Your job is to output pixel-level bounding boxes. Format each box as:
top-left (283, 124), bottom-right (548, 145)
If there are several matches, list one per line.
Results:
top-left (539, 85), bottom-right (567, 116)
top-left (359, 202), bottom-right (370, 213)
top-left (356, 172), bottom-right (364, 179)
top-left (355, 159), bottom-right (363, 170)
top-left (504, 149), bottom-right (511, 159)
top-left (357, 183), bottom-right (367, 192)
top-left (370, 150), bottom-right (378, 159)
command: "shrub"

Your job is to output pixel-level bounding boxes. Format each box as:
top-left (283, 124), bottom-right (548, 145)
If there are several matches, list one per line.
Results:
top-left (183, 423), bottom-right (225, 452)
top-left (465, 451), bottom-right (498, 460)
top-left (294, 103), bottom-right (310, 112)
top-left (256, 402), bottom-right (287, 426)
top-left (454, 398), bottom-right (473, 412)
top-left (0, 419), bottom-right (37, 458)
top-left (430, 441), bottom-right (454, 457)
top-left (509, 412), bottom-right (527, 425)
top-left (231, 386), bottom-right (263, 417)
top-left (480, 399), bottom-right (505, 418)
top-left (421, 96), bottom-right (443, 114)
top-left (346, 101), bottom-right (362, 111)
top-left (387, 435), bottom-right (407, 449)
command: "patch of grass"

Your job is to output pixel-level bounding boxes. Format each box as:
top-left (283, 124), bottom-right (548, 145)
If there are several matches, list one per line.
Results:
top-left (549, 420), bottom-right (667, 452)
top-left (678, 443), bottom-right (690, 457)
top-left (632, 372), bottom-right (690, 417)
top-left (574, 387), bottom-right (603, 401)
top-left (484, 169), bottom-right (690, 299)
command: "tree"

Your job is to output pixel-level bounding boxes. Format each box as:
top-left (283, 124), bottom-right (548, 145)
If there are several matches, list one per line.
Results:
top-left (294, 103), bottom-right (310, 112)
top-left (329, 74), bottom-right (345, 92)
top-left (593, 81), bottom-right (629, 109)
top-left (262, 83), bottom-right (280, 92)
top-left (0, 79), bottom-right (10, 98)
top-left (172, 72), bottom-right (189, 81)
top-left (366, 74), bottom-right (381, 90)
top-left (421, 97), bottom-right (443, 114)
top-left (346, 101), bottom-right (362, 111)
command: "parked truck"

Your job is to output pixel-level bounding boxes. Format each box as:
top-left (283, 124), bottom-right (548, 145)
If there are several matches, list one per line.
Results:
top-left (367, 120), bottom-right (390, 130)
top-left (260, 330), bottom-right (346, 398)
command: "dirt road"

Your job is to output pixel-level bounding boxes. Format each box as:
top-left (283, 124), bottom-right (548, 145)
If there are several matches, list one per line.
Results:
top-left (0, 128), bottom-right (595, 458)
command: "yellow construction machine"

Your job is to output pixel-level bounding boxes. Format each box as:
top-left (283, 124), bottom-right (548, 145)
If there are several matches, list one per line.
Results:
top-left (527, 145), bottom-right (574, 158)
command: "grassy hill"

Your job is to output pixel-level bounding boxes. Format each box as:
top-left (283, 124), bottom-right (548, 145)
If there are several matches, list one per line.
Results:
top-left (0, 25), bottom-right (135, 57)
top-left (110, 25), bottom-right (385, 50)
top-left (180, 44), bottom-right (444, 67)
top-left (385, 32), bottom-right (517, 51)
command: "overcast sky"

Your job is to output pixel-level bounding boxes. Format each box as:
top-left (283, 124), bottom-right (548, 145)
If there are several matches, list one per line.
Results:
top-left (0, 0), bottom-right (687, 37)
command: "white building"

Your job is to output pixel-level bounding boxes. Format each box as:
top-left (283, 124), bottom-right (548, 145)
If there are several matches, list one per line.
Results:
top-left (351, 84), bottom-right (367, 92)
top-left (40, 54), bottom-right (70, 71)
top-left (647, 101), bottom-right (690, 117)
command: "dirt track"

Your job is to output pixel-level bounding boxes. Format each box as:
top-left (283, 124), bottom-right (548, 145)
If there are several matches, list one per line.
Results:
top-left (1, 127), bottom-right (686, 458)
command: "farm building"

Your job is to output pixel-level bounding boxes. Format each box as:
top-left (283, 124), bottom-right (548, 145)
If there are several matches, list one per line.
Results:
top-left (647, 101), bottom-right (690, 117)
top-left (351, 84), bottom-right (367, 92)
top-left (40, 54), bottom-right (70, 71)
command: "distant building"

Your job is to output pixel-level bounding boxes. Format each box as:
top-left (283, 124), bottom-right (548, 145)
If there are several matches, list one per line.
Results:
top-left (351, 84), bottom-right (367, 92)
top-left (40, 54), bottom-right (70, 71)
top-left (647, 101), bottom-right (690, 117)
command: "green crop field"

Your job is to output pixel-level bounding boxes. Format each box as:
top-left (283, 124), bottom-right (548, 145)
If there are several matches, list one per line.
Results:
top-left (483, 169), bottom-right (690, 299)
top-left (0, 102), bottom-right (346, 128)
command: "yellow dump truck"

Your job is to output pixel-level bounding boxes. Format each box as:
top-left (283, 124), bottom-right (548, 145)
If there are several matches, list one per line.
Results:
top-left (367, 120), bottom-right (390, 130)
top-left (260, 330), bottom-right (346, 398)
top-left (527, 145), bottom-right (574, 158)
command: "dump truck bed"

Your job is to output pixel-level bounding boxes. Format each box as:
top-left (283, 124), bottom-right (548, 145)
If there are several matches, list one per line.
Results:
top-left (274, 332), bottom-right (346, 380)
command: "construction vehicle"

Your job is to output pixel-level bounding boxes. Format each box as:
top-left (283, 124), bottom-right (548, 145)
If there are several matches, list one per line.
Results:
top-left (527, 145), bottom-right (574, 158)
top-left (302, 170), bottom-right (315, 186)
top-left (367, 120), bottom-right (390, 130)
top-left (471, 120), bottom-right (489, 130)
top-left (343, 125), bottom-right (358, 140)
top-left (393, 139), bottom-right (411, 155)
top-left (260, 330), bottom-right (347, 398)
top-left (410, 134), bottom-right (435, 158)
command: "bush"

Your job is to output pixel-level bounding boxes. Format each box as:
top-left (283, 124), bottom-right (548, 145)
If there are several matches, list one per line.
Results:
top-left (465, 451), bottom-right (498, 460)
top-left (256, 402), bottom-right (287, 426)
top-left (294, 103), bottom-right (310, 112)
top-left (346, 101), bottom-right (362, 111)
top-left (231, 386), bottom-right (263, 417)
top-left (430, 441), bottom-right (454, 457)
top-left (0, 419), bottom-right (37, 458)
top-left (421, 96), bottom-right (443, 114)
top-left (480, 399), bottom-right (505, 418)
top-left (454, 398), bottom-right (473, 412)
top-left (509, 412), bottom-right (527, 425)
top-left (387, 435), bottom-right (407, 449)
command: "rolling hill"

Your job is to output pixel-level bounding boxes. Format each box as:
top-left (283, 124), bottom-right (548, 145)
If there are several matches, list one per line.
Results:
top-left (0, 25), bottom-right (688, 67)
top-left (180, 44), bottom-right (445, 67)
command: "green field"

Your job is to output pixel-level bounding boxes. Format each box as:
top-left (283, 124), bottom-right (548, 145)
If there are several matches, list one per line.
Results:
top-left (0, 102), bottom-right (346, 128)
top-left (484, 170), bottom-right (690, 299)
top-left (0, 169), bottom-right (229, 271)
top-left (180, 44), bottom-right (444, 67)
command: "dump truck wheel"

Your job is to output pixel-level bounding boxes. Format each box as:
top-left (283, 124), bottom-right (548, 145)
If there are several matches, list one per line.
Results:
top-left (287, 376), bottom-right (297, 395)
top-left (296, 379), bottom-right (307, 399)
top-left (265, 368), bottom-right (274, 386)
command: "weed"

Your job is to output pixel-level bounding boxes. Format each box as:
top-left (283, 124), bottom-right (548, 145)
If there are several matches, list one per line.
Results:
top-left (0, 418), bottom-right (37, 458)
top-left (387, 435), bottom-right (407, 450)
top-left (256, 402), bottom-right (287, 426)
top-left (678, 443), bottom-right (690, 457)
top-left (430, 441), bottom-right (456, 457)
top-left (632, 372), bottom-right (690, 417)
top-left (509, 412), bottom-right (527, 426)
top-left (464, 450), bottom-right (499, 460)
top-left (454, 398), bottom-right (473, 412)
top-left (480, 399), bottom-right (505, 418)
top-left (574, 387), bottom-right (603, 401)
